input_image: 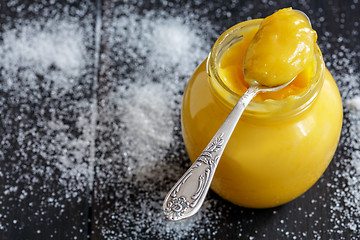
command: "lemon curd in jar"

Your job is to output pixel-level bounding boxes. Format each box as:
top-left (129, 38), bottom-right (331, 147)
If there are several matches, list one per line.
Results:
top-left (181, 19), bottom-right (343, 208)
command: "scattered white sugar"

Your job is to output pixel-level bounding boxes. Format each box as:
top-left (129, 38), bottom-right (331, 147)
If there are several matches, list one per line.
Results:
top-left (0, 20), bottom-right (86, 92)
top-left (327, 69), bottom-right (360, 235)
top-left (1, 23), bottom-right (85, 73)
top-left (117, 83), bottom-right (173, 174)
top-left (47, 101), bottom-right (94, 198)
top-left (96, 5), bottom-right (227, 239)
top-left (145, 17), bottom-right (209, 71)
top-left (0, 2), bottom-right (96, 234)
top-left (0, 17), bottom-right (95, 194)
top-left (101, 199), bottom-right (226, 240)
top-left (320, 34), bottom-right (360, 238)
top-left (316, 9), bottom-right (360, 233)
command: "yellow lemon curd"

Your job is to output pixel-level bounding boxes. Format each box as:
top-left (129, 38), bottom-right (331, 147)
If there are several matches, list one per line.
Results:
top-left (181, 11), bottom-right (343, 208)
top-left (244, 8), bottom-right (317, 87)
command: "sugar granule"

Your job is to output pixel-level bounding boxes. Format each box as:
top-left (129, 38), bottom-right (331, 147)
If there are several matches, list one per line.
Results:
top-left (345, 96), bottom-right (360, 111)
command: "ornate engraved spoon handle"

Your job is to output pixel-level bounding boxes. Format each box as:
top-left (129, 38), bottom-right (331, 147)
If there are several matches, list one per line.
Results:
top-left (163, 86), bottom-right (260, 221)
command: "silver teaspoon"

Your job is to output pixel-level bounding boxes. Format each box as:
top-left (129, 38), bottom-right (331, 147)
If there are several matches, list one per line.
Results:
top-left (163, 80), bottom-right (294, 221)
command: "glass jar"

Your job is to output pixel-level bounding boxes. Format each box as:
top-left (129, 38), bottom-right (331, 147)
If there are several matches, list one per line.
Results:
top-left (181, 19), bottom-right (343, 208)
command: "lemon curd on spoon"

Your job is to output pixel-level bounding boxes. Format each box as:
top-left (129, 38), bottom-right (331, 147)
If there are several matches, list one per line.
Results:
top-left (244, 8), bottom-right (317, 87)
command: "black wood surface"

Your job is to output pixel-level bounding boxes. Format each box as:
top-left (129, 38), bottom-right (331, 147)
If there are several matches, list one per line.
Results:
top-left (0, 0), bottom-right (359, 239)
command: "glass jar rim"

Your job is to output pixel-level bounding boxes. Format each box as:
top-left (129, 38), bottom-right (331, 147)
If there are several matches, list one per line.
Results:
top-left (207, 19), bottom-right (325, 120)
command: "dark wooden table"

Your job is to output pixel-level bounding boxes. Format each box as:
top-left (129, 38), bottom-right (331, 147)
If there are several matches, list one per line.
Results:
top-left (0, 0), bottom-right (359, 239)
